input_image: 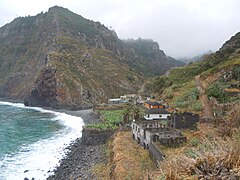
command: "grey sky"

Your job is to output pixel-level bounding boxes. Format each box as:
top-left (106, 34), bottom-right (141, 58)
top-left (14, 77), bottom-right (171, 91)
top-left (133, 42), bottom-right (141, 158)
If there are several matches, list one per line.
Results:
top-left (1, 0), bottom-right (240, 58)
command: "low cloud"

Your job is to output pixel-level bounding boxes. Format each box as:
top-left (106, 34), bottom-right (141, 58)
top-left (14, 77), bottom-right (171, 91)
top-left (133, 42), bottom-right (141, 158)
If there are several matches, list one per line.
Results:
top-left (1, 0), bottom-right (240, 58)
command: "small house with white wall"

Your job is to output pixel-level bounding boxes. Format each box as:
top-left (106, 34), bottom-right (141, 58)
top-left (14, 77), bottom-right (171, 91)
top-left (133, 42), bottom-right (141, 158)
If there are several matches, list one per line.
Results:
top-left (108, 98), bottom-right (129, 104)
top-left (144, 108), bottom-right (171, 120)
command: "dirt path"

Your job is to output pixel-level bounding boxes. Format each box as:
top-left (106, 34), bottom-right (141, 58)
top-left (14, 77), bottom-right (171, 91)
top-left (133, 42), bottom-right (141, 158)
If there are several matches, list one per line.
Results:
top-left (195, 75), bottom-right (214, 119)
top-left (138, 79), bottom-right (150, 94)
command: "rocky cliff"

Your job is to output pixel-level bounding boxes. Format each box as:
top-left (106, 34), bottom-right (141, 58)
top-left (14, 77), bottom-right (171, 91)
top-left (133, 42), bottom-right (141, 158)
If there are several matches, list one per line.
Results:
top-left (122, 39), bottom-right (184, 76)
top-left (0, 6), bottom-right (182, 109)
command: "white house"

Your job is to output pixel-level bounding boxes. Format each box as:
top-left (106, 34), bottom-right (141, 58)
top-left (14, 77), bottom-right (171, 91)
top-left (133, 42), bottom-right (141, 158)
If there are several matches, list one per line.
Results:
top-left (144, 108), bottom-right (171, 120)
top-left (108, 98), bottom-right (130, 104)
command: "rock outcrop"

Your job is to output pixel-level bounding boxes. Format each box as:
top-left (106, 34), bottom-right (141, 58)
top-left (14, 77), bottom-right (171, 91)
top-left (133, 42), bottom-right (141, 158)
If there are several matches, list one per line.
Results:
top-left (24, 67), bottom-right (57, 107)
top-left (122, 39), bottom-right (184, 76)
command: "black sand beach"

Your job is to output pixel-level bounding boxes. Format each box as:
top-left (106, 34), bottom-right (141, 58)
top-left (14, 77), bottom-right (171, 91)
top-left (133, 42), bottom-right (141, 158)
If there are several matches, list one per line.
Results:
top-left (47, 109), bottom-right (114, 180)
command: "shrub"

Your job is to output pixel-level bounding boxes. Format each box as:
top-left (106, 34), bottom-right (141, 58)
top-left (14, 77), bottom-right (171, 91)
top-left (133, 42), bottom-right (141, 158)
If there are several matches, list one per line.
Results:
top-left (189, 137), bottom-right (200, 147)
top-left (164, 88), bottom-right (174, 99)
top-left (85, 110), bottom-right (124, 130)
top-left (160, 136), bottom-right (240, 179)
top-left (189, 88), bottom-right (200, 100)
top-left (174, 96), bottom-right (189, 108)
top-left (153, 76), bottom-right (172, 92)
top-left (206, 81), bottom-right (228, 103)
top-left (192, 102), bottom-right (203, 111)
top-left (232, 66), bottom-right (240, 80)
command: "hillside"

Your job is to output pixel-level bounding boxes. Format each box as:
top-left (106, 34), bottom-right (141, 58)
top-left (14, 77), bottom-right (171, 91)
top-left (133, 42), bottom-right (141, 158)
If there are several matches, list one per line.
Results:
top-left (122, 38), bottom-right (184, 76)
top-left (129, 32), bottom-right (240, 179)
top-left (150, 32), bottom-right (240, 112)
top-left (179, 50), bottom-right (213, 64)
top-left (0, 6), bottom-right (184, 109)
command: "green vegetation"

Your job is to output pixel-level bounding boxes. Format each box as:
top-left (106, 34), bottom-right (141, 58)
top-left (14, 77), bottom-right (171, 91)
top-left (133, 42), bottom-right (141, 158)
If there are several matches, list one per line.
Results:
top-left (51, 6), bottom-right (103, 39)
top-left (206, 80), bottom-right (229, 103)
top-left (123, 38), bottom-right (184, 77)
top-left (167, 62), bottom-right (202, 84)
top-left (189, 137), bottom-right (201, 147)
top-left (148, 33), bottom-right (240, 179)
top-left (206, 65), bottom-right (240, 103)
top-left (0, 6), bottom-right (144, 108)
top-left (85, 104), bottom-right (144, 130)
top-left (150, 41), bottom-right (240, 112)
top-left (100, 110), bottom-right (125, 125)
top-left (152, 76), bottom-right (172, 92)
top-left (232, 65), bottom-right (240, 80)
top-left (86, 110), bottom-right (125, 130)
top-left (170, 81), bottom-right (203, 112)
top-left (158, 127), bottom-right (240, 179)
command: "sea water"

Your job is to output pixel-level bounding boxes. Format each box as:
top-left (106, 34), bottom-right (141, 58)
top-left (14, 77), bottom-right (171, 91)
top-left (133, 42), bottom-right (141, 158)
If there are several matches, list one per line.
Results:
top-left (0, 101), bottom-right (84, 180)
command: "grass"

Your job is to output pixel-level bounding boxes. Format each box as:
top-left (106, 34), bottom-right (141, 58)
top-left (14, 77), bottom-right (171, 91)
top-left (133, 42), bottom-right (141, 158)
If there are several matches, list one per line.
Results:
top-left (205, 65), bottom-right (240, 103)
top-left (91, 162), bottom-right (111, 180)
top-left (167, 62), bottom-right (202, 84)
top-left (161, 136), bottom-right (240, 179)
top-left (91, 131), bottom-right (155, 179)
top-left (156, 56), bottom-right (240, 112)
top-left (170, 81), bottom-right (203, 112)
top-left (201, 58), bottom-right (240, 78)
top-left (108, 131), bottom-right (155, 179)
top-left (148, 123), bottom-right (240, 179)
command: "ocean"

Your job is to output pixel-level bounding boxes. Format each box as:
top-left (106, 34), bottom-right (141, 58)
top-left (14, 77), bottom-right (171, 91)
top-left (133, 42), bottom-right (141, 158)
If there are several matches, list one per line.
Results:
top-left (0, 101), bottom-right (84, 180)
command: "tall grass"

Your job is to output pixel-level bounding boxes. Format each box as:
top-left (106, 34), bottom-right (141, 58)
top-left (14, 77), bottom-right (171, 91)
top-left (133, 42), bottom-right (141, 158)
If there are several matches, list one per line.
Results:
top-left (159, 133), bottom-right (240, 179)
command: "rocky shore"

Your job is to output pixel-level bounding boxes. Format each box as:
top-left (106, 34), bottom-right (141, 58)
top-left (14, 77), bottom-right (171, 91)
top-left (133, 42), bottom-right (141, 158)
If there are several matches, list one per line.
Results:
top-left (47, 109), bottom-right (114, 180)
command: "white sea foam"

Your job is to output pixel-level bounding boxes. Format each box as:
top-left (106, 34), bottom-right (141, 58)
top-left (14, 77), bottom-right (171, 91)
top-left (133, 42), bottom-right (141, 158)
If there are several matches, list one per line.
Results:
top-left (0, 101), bottom-right (84, 180)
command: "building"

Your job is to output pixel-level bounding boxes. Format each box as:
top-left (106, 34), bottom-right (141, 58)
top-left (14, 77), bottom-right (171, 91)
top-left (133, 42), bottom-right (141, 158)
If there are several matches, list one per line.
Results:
top-left (108, 98), bottom-right (129, 104)
top-left (144, 101), bottom-right (165, 109)
top-left (132, 119), bottom-right (187, 163)
top-left (172, 112), bottom-right (199, 129)
top-left (132, 120), bottom-right (186, 149)
top-left (144, 108), bottom-right (171, 120)
top-left (131, 109), bottom-right (199, 164)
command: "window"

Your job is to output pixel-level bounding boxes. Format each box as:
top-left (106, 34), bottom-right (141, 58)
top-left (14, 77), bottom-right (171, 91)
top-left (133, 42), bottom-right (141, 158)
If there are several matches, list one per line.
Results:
top-left (159, 115), bottom-right (162, 117)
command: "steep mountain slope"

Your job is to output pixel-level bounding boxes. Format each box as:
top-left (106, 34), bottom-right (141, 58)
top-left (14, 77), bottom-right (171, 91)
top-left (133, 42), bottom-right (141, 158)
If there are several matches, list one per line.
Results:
top-left (0, 6), bottom-right (184, 109)
top-left (0, 6), bottom-right (143, 109)
top-left (151, 32), bottom-right (240, 112)
top-left (123, 39), bottom-right (184, 76)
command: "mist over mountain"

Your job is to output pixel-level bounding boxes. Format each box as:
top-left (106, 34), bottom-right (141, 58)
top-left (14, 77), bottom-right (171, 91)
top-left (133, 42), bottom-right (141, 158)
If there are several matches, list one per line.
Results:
top-left (179, 50), bottom-right (214, 64)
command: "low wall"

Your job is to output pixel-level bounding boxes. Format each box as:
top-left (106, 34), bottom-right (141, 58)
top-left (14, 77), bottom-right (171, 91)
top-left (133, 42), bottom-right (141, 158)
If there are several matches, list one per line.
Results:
top-left (81, 128), bottom-right (115, 146)
top-left (159, 136), bottom-right (187, 147)
top-left (149, 142), bottom-right (164, 166)
top-left (94, 105), bottom-right (124, 111)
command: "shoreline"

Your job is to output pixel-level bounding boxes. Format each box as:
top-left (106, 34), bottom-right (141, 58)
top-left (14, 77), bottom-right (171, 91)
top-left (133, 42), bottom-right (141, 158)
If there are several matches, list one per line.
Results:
top-left (47, 109), bottom-right (114, 180)
top-left (0, 98), bottom-right (113, 179)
